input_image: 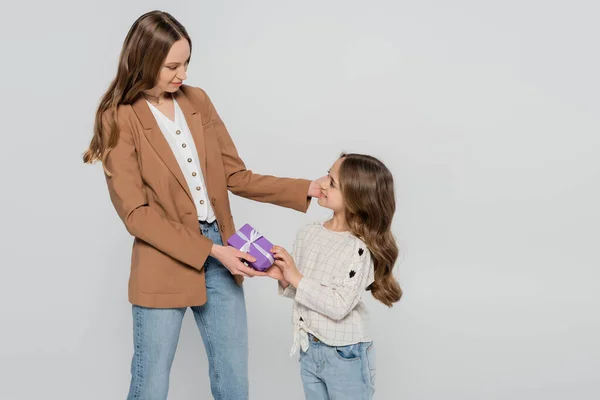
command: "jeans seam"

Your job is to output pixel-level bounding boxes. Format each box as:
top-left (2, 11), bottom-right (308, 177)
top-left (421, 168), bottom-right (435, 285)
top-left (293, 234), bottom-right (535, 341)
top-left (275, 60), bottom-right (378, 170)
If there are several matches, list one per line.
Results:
top-left (365, 342), bottom-right (375, 387)
top-left (131, 307), bottom-right (144, 399)
top-left (198, 308), bottom-right (222, 399)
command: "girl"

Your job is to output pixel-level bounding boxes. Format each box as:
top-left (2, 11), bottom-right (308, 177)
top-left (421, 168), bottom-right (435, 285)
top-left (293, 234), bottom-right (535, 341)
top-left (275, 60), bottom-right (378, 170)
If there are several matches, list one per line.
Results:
top-left (267, 153), bottom-right (402, 399)
top-left (83, 10), bottom-right (324, 400)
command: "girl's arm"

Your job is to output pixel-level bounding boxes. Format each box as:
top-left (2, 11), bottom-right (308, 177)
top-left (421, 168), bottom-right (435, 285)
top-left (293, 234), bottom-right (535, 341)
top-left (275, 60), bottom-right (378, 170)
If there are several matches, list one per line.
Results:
top-left (275, 237), bottom-right (302, 299)
top-left (293, 242), bottom-right (374, 321)
top-left (278, 279), bottom-right (296, 299)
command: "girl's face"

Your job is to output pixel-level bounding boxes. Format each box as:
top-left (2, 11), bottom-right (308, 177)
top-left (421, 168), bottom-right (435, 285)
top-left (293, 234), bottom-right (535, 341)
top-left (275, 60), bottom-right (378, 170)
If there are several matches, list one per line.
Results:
top-left (154, 39), bottom-right (190, 94)
top-left (318, 157), bottom-right (345, 213)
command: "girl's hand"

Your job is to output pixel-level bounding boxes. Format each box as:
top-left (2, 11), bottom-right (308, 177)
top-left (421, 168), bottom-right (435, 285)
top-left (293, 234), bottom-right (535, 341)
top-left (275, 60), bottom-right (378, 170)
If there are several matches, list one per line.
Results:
top-left (271, 245), bottom-right (303, 288)
top-left (265, 265), bottom-right (284, 281)
top-left (271, 246), bottom-right (296, 271)
top-left (265, 265), bottom-right (291, 289)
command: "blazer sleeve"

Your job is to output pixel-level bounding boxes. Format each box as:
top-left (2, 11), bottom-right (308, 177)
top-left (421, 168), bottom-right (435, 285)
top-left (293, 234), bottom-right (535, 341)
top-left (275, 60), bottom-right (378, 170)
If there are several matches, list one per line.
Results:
top-left (192, 87), bottom-right (312, 213)
top-left (102, 109), bottom-right (213, 271)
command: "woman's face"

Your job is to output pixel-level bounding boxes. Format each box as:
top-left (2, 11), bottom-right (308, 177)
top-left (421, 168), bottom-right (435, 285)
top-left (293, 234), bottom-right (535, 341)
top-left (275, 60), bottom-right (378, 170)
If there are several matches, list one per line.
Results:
top-left (154, 39), bottom-right (190, 94)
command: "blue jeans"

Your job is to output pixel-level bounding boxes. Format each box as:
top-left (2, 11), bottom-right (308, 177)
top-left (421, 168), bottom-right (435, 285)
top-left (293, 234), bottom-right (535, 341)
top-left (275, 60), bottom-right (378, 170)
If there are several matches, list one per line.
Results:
top-left (127, 221), bottom-right (248, 400)
top-left (300, 335), bottom-right (376, 400)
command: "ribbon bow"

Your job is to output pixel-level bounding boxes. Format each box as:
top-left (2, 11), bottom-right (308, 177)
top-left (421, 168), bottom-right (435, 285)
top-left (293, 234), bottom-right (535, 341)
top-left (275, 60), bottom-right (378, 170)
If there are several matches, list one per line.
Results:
top-left (236, 228), bottom-right (275, 265)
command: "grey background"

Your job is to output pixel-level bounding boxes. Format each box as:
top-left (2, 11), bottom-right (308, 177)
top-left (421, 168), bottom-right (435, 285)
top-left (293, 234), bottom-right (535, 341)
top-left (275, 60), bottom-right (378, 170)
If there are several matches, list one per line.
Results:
top-left (1, 0), bottom-right (598, 399)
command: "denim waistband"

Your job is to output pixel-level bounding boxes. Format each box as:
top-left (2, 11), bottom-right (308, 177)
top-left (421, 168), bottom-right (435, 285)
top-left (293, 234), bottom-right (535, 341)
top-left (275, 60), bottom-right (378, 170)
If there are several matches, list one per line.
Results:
top-left (199, 220), bottom-right (218, 227)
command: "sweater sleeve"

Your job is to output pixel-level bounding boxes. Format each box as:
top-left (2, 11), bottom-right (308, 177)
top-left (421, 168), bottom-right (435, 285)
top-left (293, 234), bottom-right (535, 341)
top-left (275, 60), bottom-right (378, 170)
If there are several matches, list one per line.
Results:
top-left (278, 226), bottom-right (308, 299)
top-left (294, 240), bottom-right (374, 321)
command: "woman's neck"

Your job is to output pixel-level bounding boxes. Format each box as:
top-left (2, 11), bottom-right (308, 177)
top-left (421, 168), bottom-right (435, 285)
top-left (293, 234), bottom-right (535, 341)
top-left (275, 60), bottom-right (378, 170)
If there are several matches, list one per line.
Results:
top-left (143, 90), bottom-right (169, 106)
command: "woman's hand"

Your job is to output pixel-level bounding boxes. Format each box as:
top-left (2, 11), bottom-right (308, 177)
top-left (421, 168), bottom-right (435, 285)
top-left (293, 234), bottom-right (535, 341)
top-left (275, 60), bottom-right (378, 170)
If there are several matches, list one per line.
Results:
top-left (210, 245), bottom-right (267, 278)
top-left (270, 245), bottom-right (303, 288)
top-left (308, 176), bottom-right (327, 198)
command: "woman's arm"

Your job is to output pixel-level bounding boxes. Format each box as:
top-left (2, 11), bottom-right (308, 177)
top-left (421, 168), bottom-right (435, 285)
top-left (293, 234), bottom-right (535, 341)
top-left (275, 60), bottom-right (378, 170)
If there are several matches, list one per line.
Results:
top-left (195, 88), bottom-right (315, 212)
top-left (104, 109), bottom-right (264, 277)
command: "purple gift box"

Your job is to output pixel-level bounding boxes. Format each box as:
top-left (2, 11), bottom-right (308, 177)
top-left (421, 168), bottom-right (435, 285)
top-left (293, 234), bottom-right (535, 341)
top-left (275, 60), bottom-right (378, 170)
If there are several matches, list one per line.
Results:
top-left (227, 223), bottom-right (275, 272)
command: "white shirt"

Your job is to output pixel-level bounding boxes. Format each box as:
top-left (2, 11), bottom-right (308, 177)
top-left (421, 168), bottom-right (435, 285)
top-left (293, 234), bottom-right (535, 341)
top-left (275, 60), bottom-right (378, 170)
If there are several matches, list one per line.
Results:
top-left (279, 221), bottom-right (375, 355)
top-left (146, 98), bottom-right (216, 222)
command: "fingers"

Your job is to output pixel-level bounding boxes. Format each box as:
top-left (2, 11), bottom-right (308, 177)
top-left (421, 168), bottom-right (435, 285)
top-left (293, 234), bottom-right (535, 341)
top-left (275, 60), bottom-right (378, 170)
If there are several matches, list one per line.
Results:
top-left (234, 262), bottom-right (268, 278)
top-left (270, 245), bottom-right (294, 270)
top-left (265, 266), bottom-right (282, 278)
top-left (271, 246), bottom-right (289, 259)
top-left (229, 246), bottom-right (257, 263)
top-left (237, 270), bottom-right (251, 278)
top-left (264, 268), bottom-right (276, 278)
top-left (235, 267), bottom-right (251, 278)
top-left (238, 252), bottom-right (257, 263)
top-left (280, 251), bottom-right (293, 265)
top-left (273, 250), bottom-right (292, 266)
top-left (226, 246), bottom-right (283, 277)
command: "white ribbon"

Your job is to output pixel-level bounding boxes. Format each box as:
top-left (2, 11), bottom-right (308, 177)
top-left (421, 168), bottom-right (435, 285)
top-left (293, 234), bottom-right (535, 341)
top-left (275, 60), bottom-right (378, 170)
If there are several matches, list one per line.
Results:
top-left (236, 228), bottom-right (275, 265)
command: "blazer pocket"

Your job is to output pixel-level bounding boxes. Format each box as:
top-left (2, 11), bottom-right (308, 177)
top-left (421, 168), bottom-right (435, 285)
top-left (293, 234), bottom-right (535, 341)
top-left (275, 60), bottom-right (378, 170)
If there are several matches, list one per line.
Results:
top-left (134, 241), bottom-right (183, 294)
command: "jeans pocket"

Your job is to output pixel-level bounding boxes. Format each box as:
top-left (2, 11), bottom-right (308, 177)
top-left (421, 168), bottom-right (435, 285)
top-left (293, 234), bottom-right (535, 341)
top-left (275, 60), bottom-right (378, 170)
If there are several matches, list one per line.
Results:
top-left (365, 342), bottom-right (376, 386)
top-left (333, 344), bottom-right (361, 361)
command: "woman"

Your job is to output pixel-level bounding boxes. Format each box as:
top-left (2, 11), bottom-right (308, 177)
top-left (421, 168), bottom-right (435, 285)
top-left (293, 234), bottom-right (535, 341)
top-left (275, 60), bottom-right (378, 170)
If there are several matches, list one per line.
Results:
top-left (83, 10), bottom-right (323, 400)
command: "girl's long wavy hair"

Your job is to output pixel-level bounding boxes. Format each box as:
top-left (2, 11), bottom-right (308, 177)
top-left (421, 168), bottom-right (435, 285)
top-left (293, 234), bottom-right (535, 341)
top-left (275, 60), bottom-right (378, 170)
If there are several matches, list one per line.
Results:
top-left (339, 153), bottom-right (402, 306)
top-left (82, 10), bottom-right (191, 175)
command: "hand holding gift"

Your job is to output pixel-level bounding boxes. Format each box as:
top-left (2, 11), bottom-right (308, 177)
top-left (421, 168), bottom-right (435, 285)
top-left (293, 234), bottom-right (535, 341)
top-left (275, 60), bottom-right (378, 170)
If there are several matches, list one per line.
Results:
top-left (270, 245), bottom-right (303, 288)
top-left (227, 224), bottom-right (276, 272)
top-left (209, 243), bottom-right (265, 278)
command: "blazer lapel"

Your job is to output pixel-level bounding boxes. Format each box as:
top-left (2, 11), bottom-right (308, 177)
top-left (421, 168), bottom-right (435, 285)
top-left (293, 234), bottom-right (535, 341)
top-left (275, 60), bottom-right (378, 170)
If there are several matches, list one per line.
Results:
top-left (174, 88), bottom-right (208, 176)
top-left (131, 95), bottom-right (194, 203)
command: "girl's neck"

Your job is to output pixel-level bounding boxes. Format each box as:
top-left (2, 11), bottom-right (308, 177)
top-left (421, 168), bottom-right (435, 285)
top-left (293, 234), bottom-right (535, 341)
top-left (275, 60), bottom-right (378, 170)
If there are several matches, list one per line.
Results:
top-left (325, 212), bottom-right (349, 232)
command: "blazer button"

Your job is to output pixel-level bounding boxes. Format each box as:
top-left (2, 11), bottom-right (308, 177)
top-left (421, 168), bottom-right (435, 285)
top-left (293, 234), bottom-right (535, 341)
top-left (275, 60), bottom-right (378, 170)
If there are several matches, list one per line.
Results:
top-left (196, 186), bottom-right (201, 191)
top-left (192, 172), bottom-right (197, 177)
top-left (187, 158), bottom-right (192, 163)
top-left (176, 130), bottom-right (181, 135)
top-left (199, 200), bottom-right (205, 205)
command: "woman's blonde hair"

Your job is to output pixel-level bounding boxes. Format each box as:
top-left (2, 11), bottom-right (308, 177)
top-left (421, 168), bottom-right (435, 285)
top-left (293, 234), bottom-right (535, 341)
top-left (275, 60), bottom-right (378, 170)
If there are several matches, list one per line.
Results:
top-left (339, 153), bottom-right (402, 306)
top-left (82, 10), bottom-right (191, 175)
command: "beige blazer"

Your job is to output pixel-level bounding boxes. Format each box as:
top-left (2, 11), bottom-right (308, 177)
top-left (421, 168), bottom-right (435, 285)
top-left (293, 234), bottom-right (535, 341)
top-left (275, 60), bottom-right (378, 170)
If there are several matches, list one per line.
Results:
top-left (103, 85), bottom-right (311, 308)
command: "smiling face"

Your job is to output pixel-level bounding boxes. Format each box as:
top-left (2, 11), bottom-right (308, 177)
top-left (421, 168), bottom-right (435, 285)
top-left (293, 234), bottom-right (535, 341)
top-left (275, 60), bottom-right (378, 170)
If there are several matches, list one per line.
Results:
top-left (153, 38), bottom-right (190, 94)
top-left (317, 157), bottom-right (346, 213)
